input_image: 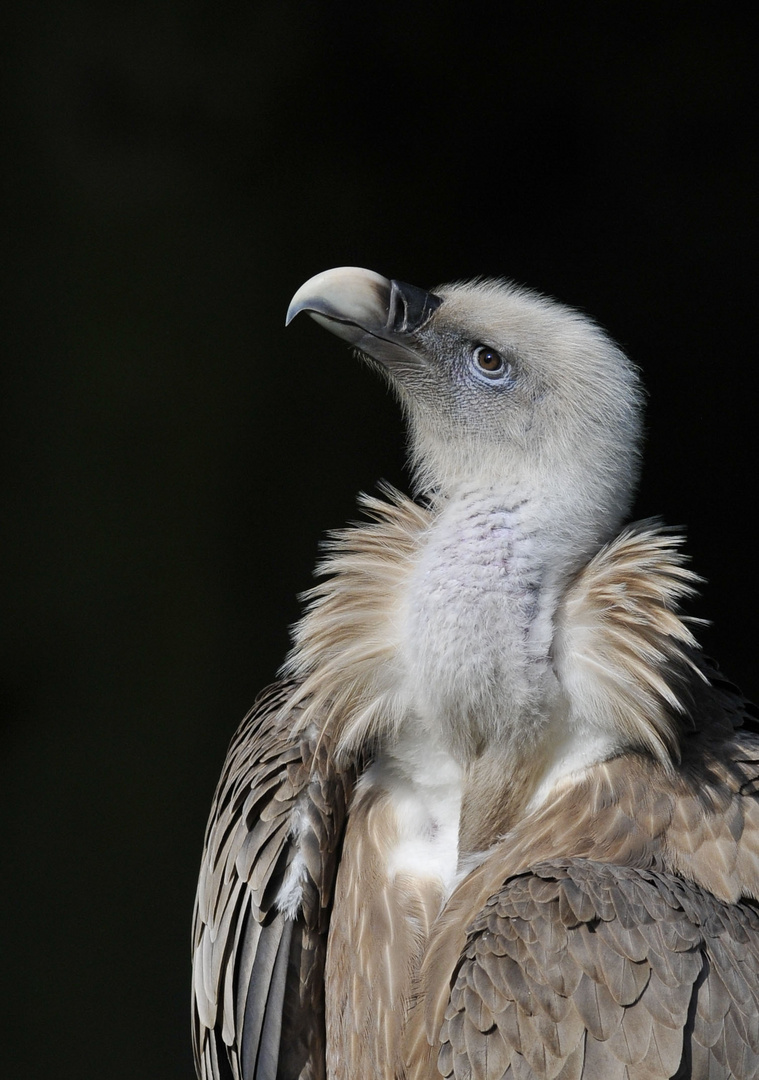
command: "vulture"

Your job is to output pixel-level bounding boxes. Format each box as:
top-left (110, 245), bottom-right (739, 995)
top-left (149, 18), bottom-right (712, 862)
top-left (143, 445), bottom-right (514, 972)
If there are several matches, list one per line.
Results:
top-left (192, 268), bottom-right (759, 1080)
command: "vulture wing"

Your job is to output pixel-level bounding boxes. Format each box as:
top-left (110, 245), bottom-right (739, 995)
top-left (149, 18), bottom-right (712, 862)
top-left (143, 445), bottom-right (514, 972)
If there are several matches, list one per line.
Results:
top-left (192, 683), bottom-right (354, 1080)
top-left (439, 859), bottom-right (759, 1080)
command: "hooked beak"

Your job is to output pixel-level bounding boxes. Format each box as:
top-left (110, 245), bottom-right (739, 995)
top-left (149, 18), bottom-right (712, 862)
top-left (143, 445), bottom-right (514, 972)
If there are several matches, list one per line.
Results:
top-left (285, 267), bottom-right (442, 370)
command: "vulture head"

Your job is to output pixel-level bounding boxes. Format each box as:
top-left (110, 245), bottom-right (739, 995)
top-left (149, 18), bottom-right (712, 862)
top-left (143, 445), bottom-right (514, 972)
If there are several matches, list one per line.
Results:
top-left (287, 267), bottom-right (644, 565)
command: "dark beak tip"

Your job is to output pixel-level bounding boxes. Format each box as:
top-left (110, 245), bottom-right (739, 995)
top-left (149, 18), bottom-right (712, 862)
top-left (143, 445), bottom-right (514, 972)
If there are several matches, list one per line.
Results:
top-left (389, 280), bottom-right (443, 335)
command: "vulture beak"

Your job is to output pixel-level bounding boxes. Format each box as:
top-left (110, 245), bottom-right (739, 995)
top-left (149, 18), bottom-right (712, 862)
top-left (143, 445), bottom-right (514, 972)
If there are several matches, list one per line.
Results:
top-left (285, 266), bottom-right (442, 370)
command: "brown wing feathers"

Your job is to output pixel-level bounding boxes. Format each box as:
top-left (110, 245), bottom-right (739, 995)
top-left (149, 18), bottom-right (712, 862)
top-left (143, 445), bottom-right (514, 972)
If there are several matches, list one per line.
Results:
top-left (438, 860), bottom-right (759, 1080)
top-left (192, 684), bottom-right (354, 1080)
top-left (407, 731), bottom-right (759, 1079)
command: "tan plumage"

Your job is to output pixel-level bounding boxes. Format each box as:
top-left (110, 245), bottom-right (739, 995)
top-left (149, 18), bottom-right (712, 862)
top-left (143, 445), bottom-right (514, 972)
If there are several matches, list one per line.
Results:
top-left (192, 269), bottom-right (759, 1080)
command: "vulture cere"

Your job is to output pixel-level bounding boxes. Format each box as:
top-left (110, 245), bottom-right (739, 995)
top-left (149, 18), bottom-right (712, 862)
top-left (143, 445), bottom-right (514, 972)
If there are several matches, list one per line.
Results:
top-left (192, 268), bottom-right (759, 1080)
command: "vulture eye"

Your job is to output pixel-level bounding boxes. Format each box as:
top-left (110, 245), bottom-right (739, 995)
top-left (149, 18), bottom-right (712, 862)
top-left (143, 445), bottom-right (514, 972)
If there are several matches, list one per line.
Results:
top-left (472, 345), bottom-right (511, 382)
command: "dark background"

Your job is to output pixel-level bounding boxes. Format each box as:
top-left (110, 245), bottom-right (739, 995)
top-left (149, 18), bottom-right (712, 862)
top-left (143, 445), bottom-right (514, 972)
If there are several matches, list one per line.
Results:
top-left (2, 4), bottom-right (756, 1077)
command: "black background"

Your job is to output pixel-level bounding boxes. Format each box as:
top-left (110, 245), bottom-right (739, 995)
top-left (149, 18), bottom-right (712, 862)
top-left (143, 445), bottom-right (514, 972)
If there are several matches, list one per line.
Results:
top-left (2, 5), bottom-right (757, 1078)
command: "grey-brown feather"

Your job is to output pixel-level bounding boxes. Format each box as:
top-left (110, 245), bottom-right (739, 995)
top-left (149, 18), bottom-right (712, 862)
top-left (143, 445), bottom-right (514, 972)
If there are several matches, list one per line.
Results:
top-left (192, 684), bottom-right (355, 1080)
top-left (439, 860), bottom-right (759, 1080)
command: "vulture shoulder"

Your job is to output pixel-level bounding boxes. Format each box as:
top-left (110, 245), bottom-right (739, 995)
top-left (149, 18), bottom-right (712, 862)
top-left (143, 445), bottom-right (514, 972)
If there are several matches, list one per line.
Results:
top-left (409, 723), bottom-right (759, 1080)
top-left (191, 683), bottom-right (355, 1080)
top-left (438, 858), bottom-right (759, 1080)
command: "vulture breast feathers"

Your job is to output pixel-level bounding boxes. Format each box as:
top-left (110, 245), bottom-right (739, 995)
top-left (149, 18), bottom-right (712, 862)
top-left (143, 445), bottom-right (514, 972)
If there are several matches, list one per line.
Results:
top-left (192, 268), bottom-right (759, 1080)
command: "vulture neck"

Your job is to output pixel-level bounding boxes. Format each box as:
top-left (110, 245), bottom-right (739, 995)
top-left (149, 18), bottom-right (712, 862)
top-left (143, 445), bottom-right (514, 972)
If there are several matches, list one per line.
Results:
top-left (402, 485), bottom-right (570, 761)
top-left (393, 482), bottom-right (602, 852)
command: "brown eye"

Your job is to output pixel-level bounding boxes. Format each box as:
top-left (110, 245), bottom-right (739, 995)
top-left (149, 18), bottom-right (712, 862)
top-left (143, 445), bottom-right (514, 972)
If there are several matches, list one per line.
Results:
top-left (473, 345), bottom-right (509, 379)
top-left (475, 347), bottom-right (502, 371)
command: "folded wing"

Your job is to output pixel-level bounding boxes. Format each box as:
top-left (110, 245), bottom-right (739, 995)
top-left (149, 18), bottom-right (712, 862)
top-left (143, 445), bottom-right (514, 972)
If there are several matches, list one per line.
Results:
top-left (192, 683), bottom-right (354, 1080)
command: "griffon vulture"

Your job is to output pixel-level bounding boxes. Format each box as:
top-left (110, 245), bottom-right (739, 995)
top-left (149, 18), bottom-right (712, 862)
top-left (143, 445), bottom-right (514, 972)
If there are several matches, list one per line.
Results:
top-left (192, 268), bottom-right (759, 1080)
